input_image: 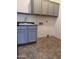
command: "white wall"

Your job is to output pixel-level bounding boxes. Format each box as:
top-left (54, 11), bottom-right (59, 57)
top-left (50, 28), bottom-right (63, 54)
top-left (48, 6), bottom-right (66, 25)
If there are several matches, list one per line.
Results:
top-left (17, 14), bottom-right (57, 38)
top-left (53, 7), bottom-right (61, 39)
top-left (17, 0), bottom-right (31, 13)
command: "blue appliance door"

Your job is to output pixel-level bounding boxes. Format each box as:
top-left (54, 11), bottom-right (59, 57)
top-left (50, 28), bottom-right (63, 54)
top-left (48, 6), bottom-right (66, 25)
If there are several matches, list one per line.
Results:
top-left (17, 27), bottom-right (28, 44)
top-left (28, 30), bottom-right (37, 42)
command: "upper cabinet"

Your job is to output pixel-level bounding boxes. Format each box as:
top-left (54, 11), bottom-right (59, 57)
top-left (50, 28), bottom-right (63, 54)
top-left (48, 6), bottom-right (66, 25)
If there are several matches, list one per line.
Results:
top-left (53, 3), bottom-right (59, 16)
top-left (41, 0), bottom-right (49, 15)
top-left (48, 2), bottom-right (54, 16)
top-left (17, 0), bottom-right (31, 13)
top-left (32, 0), bottom-right (42, 14)
top-left (17, 0), bottom-right (59, 16)
top-left (48, 2), bottom-right (59, 16)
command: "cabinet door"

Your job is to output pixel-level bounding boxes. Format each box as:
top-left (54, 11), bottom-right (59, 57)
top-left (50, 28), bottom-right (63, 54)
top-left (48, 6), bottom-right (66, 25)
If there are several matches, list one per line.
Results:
top-left (17, 26), bottom-right (28, 44)
top-left (32, 0), bottom-right (42, 14)
top-left (28, 30), bottom-right (37, 42)
top-left (17, 0), bottom-right (31, 13)
top-left (48, 2), bottom-right (54, 16)
top-left (53, 3), bottom-right (59, 16)
top-left (42, 0), bottom-right (48, 15)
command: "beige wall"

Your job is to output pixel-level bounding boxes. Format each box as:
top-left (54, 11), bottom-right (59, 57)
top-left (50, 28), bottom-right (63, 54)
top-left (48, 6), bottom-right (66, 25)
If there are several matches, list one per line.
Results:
top-left (53, 7), bottom-right (61, 39)
top-left (17, 0), bottom-right (31, 13)
top-left (17, 13), bottom-right (61, 39)
top-left (17, 14), bottom-right (57, 38)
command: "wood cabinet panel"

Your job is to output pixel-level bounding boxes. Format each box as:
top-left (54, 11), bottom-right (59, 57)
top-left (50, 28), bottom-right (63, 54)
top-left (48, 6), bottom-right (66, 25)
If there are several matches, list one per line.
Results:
top-left (42, 0), bottom-right (49, 15)
top-left (53, 3), bottom-right (59, 16)
top-left (32, 0), bottom-right (42, 14)
top-left (17, 0), bottom-right (59, 16)
top-left (48, 2), bottom-right (54, 16)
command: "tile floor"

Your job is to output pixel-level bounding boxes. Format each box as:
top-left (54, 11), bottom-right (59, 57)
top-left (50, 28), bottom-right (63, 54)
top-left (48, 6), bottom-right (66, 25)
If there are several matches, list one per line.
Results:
top-left (17, 37), bottom-right (61, 59)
